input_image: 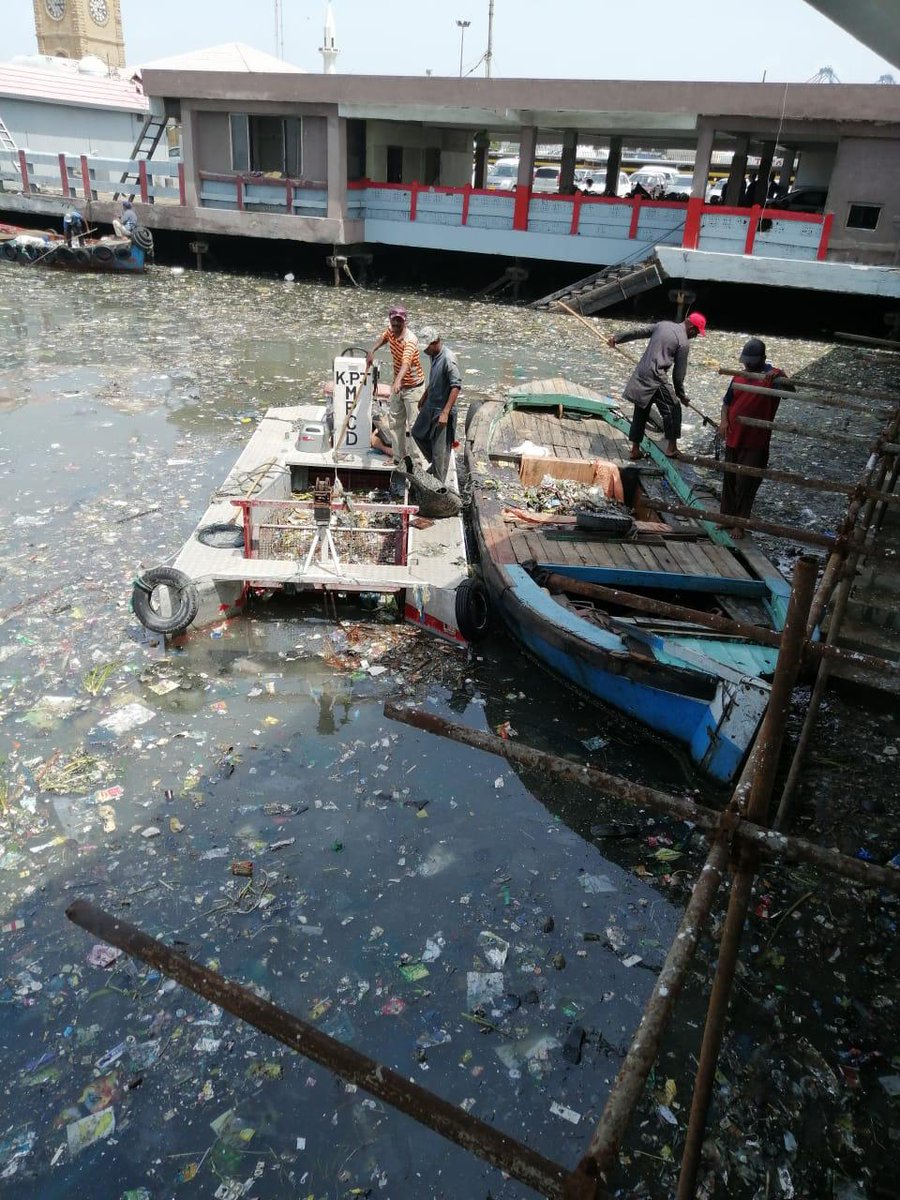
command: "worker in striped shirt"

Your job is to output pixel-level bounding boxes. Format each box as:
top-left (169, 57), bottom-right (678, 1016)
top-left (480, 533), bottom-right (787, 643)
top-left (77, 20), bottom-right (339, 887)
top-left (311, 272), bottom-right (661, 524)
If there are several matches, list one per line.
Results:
top-left (366, 305), bottom-right (427, 468)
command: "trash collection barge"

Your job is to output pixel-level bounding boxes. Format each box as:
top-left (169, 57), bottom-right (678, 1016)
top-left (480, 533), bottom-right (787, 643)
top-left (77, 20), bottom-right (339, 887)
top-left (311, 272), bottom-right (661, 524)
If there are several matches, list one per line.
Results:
top-left (132, 356), bottom-right (472, 643)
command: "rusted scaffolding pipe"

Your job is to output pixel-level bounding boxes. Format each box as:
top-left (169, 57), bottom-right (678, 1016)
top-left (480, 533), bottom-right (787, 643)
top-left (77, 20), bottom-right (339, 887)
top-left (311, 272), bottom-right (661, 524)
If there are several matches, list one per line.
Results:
top-left (649, 496), bottom-right (836, 550)
top-left (716, 367), bottom-right (899, 405)
top-left (382, 704), bottom-right (900, 893)
top-left (716, 379), bottom-right (890, 417)
top-left (676, 557), bottom-right (817, 1199)
top-left (539, 571), bottom-right (897, 677)
top-left (568, 836), bottom-right (731, 1198)
top-left (734, 414), bottom-right (886, 449)
top-left (65, 900), bottom-right (578, 1200)
top-left (675, 452), bottom-right (899, 507)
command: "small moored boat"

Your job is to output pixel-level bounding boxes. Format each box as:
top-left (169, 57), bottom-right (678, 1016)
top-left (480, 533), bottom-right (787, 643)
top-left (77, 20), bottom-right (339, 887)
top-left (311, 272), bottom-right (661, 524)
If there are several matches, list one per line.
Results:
top-left (0, 222), bottom-right (152, 273)
top-left (465, 379), bottom-right (792, 783)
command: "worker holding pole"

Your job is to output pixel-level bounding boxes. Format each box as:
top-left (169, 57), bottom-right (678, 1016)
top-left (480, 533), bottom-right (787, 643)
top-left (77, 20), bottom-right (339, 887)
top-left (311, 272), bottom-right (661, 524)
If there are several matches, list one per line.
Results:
top-left (719, 337), bottom-right (793, 536)
top-left (607, 313), bottom-right (707, 459)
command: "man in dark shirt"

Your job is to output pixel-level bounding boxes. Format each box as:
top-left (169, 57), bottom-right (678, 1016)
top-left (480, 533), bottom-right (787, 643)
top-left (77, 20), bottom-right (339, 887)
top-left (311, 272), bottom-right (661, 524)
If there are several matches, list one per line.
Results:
top-left (608, 312), bottom-right (706, 459)
top-left (411, 326), bottom-right (462, 483)
top-left (719, 337), bottom-right (793, 536)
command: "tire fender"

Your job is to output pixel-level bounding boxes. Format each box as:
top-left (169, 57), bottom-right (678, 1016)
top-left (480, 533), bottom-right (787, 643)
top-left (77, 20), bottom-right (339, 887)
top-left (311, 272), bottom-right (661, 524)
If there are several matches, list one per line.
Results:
top-left (455, 577), bottom-right (491, 642)
top-left (131, 566), bottom-right (200, 636)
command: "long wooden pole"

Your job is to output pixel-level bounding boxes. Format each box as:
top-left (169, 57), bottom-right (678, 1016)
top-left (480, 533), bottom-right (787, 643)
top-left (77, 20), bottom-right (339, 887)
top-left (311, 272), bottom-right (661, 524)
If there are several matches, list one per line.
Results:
top-left (717, 367), bottom-right (898, 406)
top-left (734, 414), bottom-right (879, 449)
top-left (720, 380), bottom-right (890, 417)
top-left (833, 330), bottom-right (900, 352)
top-left (676, 451), bottom-right (900, 506)
top-left (382, 704), bottom-right (900, 893)
top-left (676, 557), bottom-right (818, 1200)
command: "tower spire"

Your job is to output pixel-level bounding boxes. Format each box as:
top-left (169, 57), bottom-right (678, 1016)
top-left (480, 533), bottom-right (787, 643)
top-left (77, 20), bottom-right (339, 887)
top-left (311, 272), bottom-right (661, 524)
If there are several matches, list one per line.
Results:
top-left (320, 3), bottom-right (339, 74)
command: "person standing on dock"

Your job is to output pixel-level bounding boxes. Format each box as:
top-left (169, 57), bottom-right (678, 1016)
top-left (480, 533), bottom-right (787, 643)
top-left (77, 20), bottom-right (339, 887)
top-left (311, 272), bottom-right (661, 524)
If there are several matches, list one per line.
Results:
top-left (366, 306), bottom-right (427, 469)
top-left (718, 337), bottom-right (792, 536)
top-left (607, 312), bottom-right (706, 459)
top-left (412, 326), bottom-right (462, 483)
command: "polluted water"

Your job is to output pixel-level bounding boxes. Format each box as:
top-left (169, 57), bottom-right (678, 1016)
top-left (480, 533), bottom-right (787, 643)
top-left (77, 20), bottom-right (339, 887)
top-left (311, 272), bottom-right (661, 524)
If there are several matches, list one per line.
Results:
top-left (0, 267), bottom-right (896, 1199)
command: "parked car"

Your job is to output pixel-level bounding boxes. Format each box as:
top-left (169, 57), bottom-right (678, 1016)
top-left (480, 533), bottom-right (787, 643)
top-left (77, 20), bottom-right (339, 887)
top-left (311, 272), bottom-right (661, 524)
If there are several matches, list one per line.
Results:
top-left (769, 186), bottom-right (828, 213)
top-left (486, 158), bottom-right (519, 190)
top-left (532, 165), bottom-right (562, 193)
top-left (626, 167), bottom-right (675, 198)
top-left (663, 173), bottom-right (695, 200)
top-left (578, 170), bottom-right (631, 197)
top-left (706, 179), bottom-right (727, 204)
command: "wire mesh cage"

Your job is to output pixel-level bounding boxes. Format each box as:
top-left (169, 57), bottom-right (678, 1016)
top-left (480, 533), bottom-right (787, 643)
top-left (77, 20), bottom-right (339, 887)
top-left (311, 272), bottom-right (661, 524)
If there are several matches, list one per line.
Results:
top-left (243, 500), bottom-right (407, 566)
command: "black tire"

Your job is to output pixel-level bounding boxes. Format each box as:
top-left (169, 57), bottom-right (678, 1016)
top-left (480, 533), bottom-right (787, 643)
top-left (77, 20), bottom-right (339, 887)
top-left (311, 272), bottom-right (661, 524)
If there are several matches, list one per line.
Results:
top-left (55, 245), bottom-right (75, 263)
top-left (114, 245), bottom-right (132, 259)
top-left (197, 522), bottom-right (245, 549)
top-left (575, 509), bottom-right (634, 535)
top-left (464, 397), bottom-right (485, 437)
top-left (455, 577), bottom-right (491, 642)
top-left (132, 226), bottom-right (154, 253)
top-left (16, 244), bottom-right (38, 263)
top-left (73, 249), bottom-right (90, 266)
top-left (93, 245), bottom-right (114, 264)
top-left (2, 243), bottom-right (18, 262)
top-left (132, 566), bottom-right (200, 636)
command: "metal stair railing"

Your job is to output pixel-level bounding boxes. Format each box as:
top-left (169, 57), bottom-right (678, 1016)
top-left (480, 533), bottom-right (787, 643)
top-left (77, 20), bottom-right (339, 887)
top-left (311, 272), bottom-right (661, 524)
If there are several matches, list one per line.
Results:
top-left (114, 115), bottom-right (168, 201)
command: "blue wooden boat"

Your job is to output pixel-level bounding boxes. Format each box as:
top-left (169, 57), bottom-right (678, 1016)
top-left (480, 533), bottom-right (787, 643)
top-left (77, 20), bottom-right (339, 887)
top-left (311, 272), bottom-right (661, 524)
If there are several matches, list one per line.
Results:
top-left (465, 380), bottom-right (791, 784)
top-left (0, 222), bottom-right (149, 273)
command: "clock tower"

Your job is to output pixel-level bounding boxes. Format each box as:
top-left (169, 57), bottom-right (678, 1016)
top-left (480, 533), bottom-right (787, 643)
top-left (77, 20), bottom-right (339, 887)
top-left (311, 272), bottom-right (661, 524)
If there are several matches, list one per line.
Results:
top-left (33, 0), bottom-right (126, 69)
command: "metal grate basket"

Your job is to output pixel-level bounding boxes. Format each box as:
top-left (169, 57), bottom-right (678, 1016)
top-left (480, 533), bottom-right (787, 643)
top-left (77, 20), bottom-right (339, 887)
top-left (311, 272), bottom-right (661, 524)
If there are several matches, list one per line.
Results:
top-left (233, 499), bottom-right (412, 566)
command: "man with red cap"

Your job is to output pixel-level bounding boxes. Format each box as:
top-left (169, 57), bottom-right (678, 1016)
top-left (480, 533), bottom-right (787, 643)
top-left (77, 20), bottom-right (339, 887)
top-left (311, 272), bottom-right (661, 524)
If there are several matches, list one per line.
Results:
top-left (718, 337), bottom-right (793, 536)
top-left (607, 312), bottom-right (707, 459)
top-left (366, 305), bottom-right (427, 468)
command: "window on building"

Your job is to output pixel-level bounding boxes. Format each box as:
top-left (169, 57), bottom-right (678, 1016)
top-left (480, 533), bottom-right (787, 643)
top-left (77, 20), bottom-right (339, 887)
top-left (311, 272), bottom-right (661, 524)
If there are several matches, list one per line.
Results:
top-left (229, 113), bottom-right (303, 176)
top-left (846, 204), bottom-right (881, 231)
top-left (386, 145), bottom-right (403, 184)
top-left (347, 119), bottom-right (366, 182)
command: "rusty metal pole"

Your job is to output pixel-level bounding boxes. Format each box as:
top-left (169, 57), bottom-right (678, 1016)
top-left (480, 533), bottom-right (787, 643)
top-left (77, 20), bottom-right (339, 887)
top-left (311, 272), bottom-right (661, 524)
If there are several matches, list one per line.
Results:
top-left (65, 900), bottom-right (575, 1200)
top-left (675, 556), bottom-right (818, 1200)
top-left (383, 704), bottom-right (900, 893)
top-left (566, 836), bottom-right (730, 1198)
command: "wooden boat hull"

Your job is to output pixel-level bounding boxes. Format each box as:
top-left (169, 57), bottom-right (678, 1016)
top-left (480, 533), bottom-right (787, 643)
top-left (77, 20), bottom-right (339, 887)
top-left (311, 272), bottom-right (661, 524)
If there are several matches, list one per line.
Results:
top-left (466, 387), bottom-right (788, 783)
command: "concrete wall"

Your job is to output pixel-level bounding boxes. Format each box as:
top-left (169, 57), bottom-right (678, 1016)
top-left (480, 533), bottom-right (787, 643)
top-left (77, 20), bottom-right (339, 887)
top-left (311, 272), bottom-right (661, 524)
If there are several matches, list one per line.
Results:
top-left (364, 121), bottom-right (471, 186)
top-left (191, 103), bottom-right (329, 183)
top-left (0, 98), bottom-right (150, 159)
top-left (827, 136), bottom-right (900, 265)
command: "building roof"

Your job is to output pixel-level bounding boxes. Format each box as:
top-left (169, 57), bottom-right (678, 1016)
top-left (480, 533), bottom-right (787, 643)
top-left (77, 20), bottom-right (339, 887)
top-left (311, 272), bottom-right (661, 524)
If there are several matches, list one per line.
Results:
top-left (804, 0), bottom-right (900, 71)
top-left (140, 43), bottom-right (304, 74)
top-left (0, 60), bottom-right (148, 112)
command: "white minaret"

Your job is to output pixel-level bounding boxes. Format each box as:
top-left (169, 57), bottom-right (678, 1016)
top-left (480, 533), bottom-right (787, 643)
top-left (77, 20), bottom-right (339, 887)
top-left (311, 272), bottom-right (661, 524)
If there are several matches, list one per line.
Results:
top-left (320, 3), bottom-right (339, 74)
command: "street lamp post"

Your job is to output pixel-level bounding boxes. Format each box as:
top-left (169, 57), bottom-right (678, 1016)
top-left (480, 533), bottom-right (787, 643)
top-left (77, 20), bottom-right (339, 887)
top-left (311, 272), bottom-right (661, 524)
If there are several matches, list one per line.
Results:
top-left (456, 19), bottom-right (471, 77)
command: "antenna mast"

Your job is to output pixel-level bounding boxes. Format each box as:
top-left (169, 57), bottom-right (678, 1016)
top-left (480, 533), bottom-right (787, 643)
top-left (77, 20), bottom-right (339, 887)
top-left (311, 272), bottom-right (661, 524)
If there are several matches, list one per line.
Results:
top-left (485, 0), bottom-right (494, 78)
top-left (274, 0), bottom-right (285, 59)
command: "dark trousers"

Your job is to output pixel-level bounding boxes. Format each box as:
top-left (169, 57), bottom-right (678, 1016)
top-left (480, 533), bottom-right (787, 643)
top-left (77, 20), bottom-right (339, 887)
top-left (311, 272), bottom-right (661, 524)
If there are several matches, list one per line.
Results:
top-left (721, 445), bottom-right (769, 519)
top-left (628, 387), bottom-right (682, 446)
top-left (411, 406), bottom-right (456, 483)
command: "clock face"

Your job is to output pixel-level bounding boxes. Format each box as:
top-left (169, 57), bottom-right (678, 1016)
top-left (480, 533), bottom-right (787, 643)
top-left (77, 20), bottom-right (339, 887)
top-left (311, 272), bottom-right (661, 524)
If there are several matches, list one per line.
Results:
top-left (89, 0), bottom-right (109, 23)
top-left (45, 0), bottom-right (66, 19)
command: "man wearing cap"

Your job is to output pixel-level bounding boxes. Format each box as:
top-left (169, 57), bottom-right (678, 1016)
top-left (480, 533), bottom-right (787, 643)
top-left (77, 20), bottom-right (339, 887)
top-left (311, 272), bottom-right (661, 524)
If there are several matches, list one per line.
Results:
top-left (719, 338), bottom-right (792, 535)
top-left (607, 313), bottom-right (707, 459)
top-left (366, 306), bottom-right (427, 468)
top-left (411, 327), bottom-right (462, 484)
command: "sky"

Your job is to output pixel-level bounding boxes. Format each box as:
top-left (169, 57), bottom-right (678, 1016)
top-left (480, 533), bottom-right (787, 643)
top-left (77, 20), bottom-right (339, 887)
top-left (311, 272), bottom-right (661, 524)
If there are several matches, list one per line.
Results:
top-left (6, 0), bottom-right (897, 82)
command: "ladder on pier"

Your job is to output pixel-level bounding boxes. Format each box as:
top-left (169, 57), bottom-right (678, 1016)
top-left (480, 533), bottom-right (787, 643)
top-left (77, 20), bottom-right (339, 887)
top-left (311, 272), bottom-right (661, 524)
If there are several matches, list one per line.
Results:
top-left (0, 109), bottom-right (20, 175)
top-left (532, 255), bottom-right (664, 316)
top-left (114, 114), bottom-right (168, 201)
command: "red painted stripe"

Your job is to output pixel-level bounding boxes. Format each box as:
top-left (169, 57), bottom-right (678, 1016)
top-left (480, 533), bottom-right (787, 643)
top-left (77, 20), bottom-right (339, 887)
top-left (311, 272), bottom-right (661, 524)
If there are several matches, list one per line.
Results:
top-left (80, 155), bottom-right (92, 201)
top-left (682, 196), bottom-right (703, 249)
top-left (513, 184), bottom-right (531, 231)
top-left (461, 182), bottom-right (471, 226)
top-left (138, 159), bottom-right (149, 204)
top-left (817, 212), bottom-right (834, 261)
top-left (569, 191), bottom-right (583, 235)
top-left (628, 198), bottom-right (641, 239)
top-left (285, 180), bottom-right (294, 214)
top-left (236, 175), bottom-right (245, 212)
top-left (58, 152), bottom-right (69, 196)
top-left (178, 162), bottom-right (186, 206)
top-left (409, 181), bottom-right (419, 221)
top-left (403, 603), bottom-right (466, 644)
top-left (18, 151), bottom-right (29, 194)
top-left (744, 204), bottom-right (761, 255)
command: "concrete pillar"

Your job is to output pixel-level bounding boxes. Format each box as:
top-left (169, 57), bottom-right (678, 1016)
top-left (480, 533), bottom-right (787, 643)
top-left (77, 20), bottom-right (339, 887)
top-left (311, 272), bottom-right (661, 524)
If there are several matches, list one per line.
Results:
top-left (777, 145), bottom-right (797, 193)
top-left (517, 126), bottom-right (538, 187)
top-left (180, 103), bottom-right (200, 207)
top-left (473, 130), bottom-right (489, 189)
top-left (724, 135), bottom-right (749, 206)
top-left (326, 113), bottom-right (348, 224)
top-left (604, 135), bottom-right (623, 196)
top-left (559, 129), bottom-right (578, 195)
top-left (692, 127), bottom-right (715, 199)
top-left (753, 140), bottom-right (776, 204)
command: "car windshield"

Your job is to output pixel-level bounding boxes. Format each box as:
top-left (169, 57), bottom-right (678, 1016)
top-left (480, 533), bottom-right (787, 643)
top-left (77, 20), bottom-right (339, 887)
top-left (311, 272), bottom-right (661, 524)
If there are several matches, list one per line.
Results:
top-left (490, 163), bottom-right (517, 177)
top-left (670, 175), bottom-right (694, 190)
top-left (534, 168), bottom-right (558, 178)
